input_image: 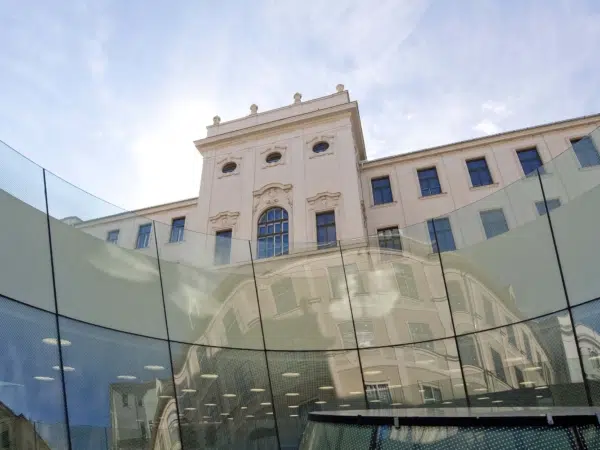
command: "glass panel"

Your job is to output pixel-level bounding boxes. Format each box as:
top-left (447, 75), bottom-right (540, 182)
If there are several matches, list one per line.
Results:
top-left (156, 223), bottom-right (264, 349)
top-left (540, 126), bottom-right (600, 306)
top-left (44, 172), bottom-right (167, 339)
top-left (0, 142), bottom-right (55, 311)
top-left (572, 299), bottom-right (600, 405)
top-left (59, 316), bottom-right (179, 449)
top-left (457, 310), bottom-right (586, 407)
top-left (439, 166), bottom-right (567, 334)
top-left (0, 295), bottom-right (69, 449)
top-left (267, 349), bottom-right (366, 448)
top-left (170, 343), bottom-right (277, 449)
top-left (251, 242), bottom-right (355, 351)
top-left (359, 337), bottom-right (466, 408)
top-left (341, 221), bottom-right (453, 348)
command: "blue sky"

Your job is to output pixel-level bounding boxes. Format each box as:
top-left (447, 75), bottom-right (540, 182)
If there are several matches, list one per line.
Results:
top-left (1, 0), bottom-right (599, 210)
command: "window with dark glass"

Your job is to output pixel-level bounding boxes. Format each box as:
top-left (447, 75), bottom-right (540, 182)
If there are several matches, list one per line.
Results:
top-left (169, 217), bottom-right (185, 243)
top-left (571, 137), bottom-right (600, 167)
top-left (122, 393), bottom-right (129, 407)
top-left (517, 148), bottom-right (544, 176)
top-left (377, 227), bottom-right (401, 251)
top-left (266, 152), bottom-right (282, 163)
top-left (136, 223), bottom-right (152, 249)
top-left (480, 209), bottom-right (509, 239)
top-left (222, 162), bottom-right (237, 173)
top-left (312, 141), bottom-right (330, 153)
top-left (392, 263), bottom-right (418, 298)
top-left (427, 218), bottom-right (456, 253)
top-left (421, 385), bottom-right (442, 404)
top-left (535, 198), bottom-right (561, 216)
top-left (491, 348), bottom-right (507, 383)
top-left (316, 211), bottom-right (336, 248)
top-left (417, 167), bottom-right (442, 196)
top-left (466, 158), bottom-right (493, 187)
top-left (523, 333), bottom-right (533, 361)
top-left (409, 322), bottom-right (434, 351)
top-left (106, 229), bottom-right (119, 244)
top-left (271, 278), bottom-right (297, 314)
top-left (214, 229), bottom-right (232, 265)
top-left (460, 335), bottom-right (479, 366)
top-left (446, 280), bottom-right (467, 312)
top-left (371, 176), bottom-right (393, 205)
top-left (257, 207), bottom-right (289, 259)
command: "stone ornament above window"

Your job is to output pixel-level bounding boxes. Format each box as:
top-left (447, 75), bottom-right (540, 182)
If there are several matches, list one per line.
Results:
top-left (306, 135), bottom-right (335, 159)
top-left (208, 211), bottom-right (240, 232)
top-left (253, 183), bottom-right (293, 214)
top-left (217, 156), bottom-right (242, 179)
top-left (307, 191), bottom-right (341, 211)
top-left (260, 145), bottom-right (287, 169)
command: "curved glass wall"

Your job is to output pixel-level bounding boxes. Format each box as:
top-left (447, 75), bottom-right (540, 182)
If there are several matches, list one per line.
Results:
top-left (0, 127), bottom-right (599, 449)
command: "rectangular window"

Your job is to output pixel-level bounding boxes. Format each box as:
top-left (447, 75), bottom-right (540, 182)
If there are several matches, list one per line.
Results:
top-left (316, 211), bottom-right (336, 248)
top-left (523, 333), bottom-right (533, 361)
top-left (517, 147), bottom-right (544, 176)
top-left (136, 223), bottom-right (152, 249)
top-left (515, 366), bottom-right (525, 387)
top-left (417, 167), bottom-right (442, 197)
top-left (421, 385), bottom-right (442, 404)
top-left (480, 209), bottom-right (509, 239)
top-left (329, 264), bottom-right (363, 298)
top-left (571, 136), bottom-right (600, 168)
top-left (491, 348), bottom-right (507, 383)
top-left (371, 176), bottom-right (393, 205)
top-left (460, 335), bottom-right (479, 367)
top-left (392, 263), bottom-right (418, 299)
top-left (506, 323), bottom-right (518, 348)
top-left (535, 198), bottom-right (561, 216)
top-left (214, 229), bottom-right (232, 265)
top-left (467, 158), bottom-right (493, 187)
top-left (377, 227), bottom-right (402, 251)
top-left (483, 296), bottom-right (495, 326)
top-left (122, 393), bottom-right (129, 407)
top-left (106, 229), bottom-right (119, 244)
top-left (169, 217), bottom-right (185, 243)
top-left (366, 383), bottom-right (392, 404)
top-left (271, 278), bottom-right (297, 315)
top-left (427, 218), bottom-right (456, 253)
top-left (339, 320), bottom-right (374, 348)
top-left (446, 280), bottom-right (467, 312)
top-left (409, 323), bottom-right (434, 351)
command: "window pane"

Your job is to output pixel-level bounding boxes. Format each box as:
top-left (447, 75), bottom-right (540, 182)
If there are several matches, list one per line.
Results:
top-left (418, 167), bottom-right (441, 196)
top-left (467, 158), bottom-right (493, 187)
top-left (256, 207), bottom-right (289, 259)
top-left (480, 209), bottom-right (509, 239)
top-left (517, 148), bottom-right (544, 176)
top-left (572, 137), bottom-right (600, 168)
top-left (372, 177), bottom-right (393, 205)
top-left (316, 212), bottom-right (336, 248)
top-left (428, 218), bottom-right (456, 252)
top-left (535, 199), bottom-right (561, 216)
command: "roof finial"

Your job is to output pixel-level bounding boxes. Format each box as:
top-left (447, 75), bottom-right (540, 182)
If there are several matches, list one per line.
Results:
top-left (250, 104), bottom-right (258, 115)
top-left (213, 115), bottom-right (221, 125)
top-left (293, 92), bottom-right (302, 104)
top-left (336, 84), bottom-right (345, 93)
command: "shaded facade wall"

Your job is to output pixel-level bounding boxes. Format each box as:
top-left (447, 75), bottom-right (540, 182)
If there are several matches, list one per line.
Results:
top-left (1, 127), bottom-right (600, 449)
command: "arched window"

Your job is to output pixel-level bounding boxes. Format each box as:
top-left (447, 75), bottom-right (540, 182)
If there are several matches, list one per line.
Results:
top-left (257, 207), bottom-right (289, 259)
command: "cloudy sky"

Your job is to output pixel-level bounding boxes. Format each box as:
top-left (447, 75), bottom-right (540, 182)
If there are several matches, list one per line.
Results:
top-left (1, 0), bottom-right (599, 210)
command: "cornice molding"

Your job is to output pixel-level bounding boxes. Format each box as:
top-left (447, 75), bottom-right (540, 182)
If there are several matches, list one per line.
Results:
top-left (208, 211), bottom-right (240, 230)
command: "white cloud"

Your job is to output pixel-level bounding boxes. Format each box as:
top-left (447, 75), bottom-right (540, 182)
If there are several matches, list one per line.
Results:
top-left (473, 120), bottom-right (502, 135)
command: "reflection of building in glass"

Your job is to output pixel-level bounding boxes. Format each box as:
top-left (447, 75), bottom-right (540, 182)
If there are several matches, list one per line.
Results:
top-left (0, 402), bottom-right (52, 450)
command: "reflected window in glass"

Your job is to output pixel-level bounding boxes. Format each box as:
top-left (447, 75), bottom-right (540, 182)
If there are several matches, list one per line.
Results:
top-left (483, 296), bottom-right (495, 326)
top-left (271, 278), bottom-right (297, 314)
top-left (467, 158), bottom-right (493, 187)
top-left (316, 211), bottom-right (336, 249)
top-left (591, 350), bottom-right (600, 370)
top-left (377, 227), bottom-right (401, 251)
top-left (461, 335), bottom-right (479, 367)
top-left (372, 176), bottom-right (393, 205)
top-left (421, 385), bottom-right (442, 404)
top-left (136, 223), bottom-right (152, 249)
top-left (409, 323), bottom-right (434, 351)
top-left (506, 323), bottom-right (518, 348)
top-left (223, 309), bottom-right (241, 342)
top-left (446, 280), bottom-right (467, 312)
top-left (122, 393), bottom-right (129, 407)
top-left (535, 198), bottom-right (561, 216)
top-left (523, 333), bottom-right (533, 361)
top-left (491, 348), bottom-right (507, 383)
top-left (392, 263), bottom-right (418, 299)
top-left (366, 383), bottom-right (392, 404)
top-left (1, 430), bottom-right (8, 448)
top-left (417, 167), bottom-right (442, 196)
top-left (257, 207), bottom-right (289, 259)
top-left (480, 209), bottom-right (509, 239)
top-left (427, 218), bottom-right (456, 253)
top-left (571, 137), bottom-right (600, 168)
top-left (515, 366), bottom-right (525, 387)
top-left (169, 217), bottom-right (185, 243)
top-left (517, 147), bottom-right (544, 176)
top-left (106, 229), bottom-right (119, 244)
top-left (215, 229), bottom-right (232, 265)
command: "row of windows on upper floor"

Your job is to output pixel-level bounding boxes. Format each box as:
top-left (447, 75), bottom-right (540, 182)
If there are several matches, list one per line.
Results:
top-left (370, 137), bottom-right (599, 205)
top-left (105, 217), bottom-right (186, 248)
